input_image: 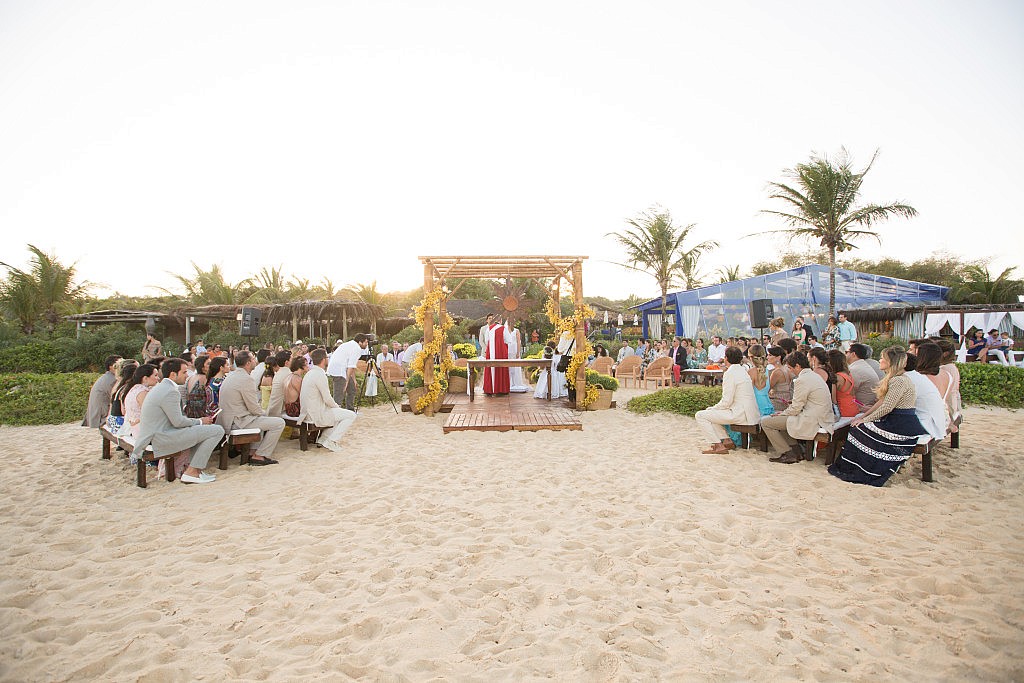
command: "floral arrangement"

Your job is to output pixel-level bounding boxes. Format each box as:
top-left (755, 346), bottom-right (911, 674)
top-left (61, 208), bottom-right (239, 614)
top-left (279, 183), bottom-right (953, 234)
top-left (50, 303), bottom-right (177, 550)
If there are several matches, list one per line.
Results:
top-left (452, 342), bottom-right (477, 359)
top-left (410, 288), bottom-right (455, 412)
top-left (545, 295), bottom-right (599, 407)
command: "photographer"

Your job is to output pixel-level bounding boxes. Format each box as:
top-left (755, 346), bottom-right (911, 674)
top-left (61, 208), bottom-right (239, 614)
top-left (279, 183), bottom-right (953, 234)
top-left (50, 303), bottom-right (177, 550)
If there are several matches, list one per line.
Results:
top-left (327, 333), bottom-right (369, 410)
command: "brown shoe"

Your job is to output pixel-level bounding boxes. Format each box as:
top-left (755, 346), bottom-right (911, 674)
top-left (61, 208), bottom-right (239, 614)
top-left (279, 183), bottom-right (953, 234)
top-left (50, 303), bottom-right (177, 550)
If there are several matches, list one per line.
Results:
top-left (774, 453), bottom-right (802, 464)
top-left (702, 444), bottom-right (730, 454)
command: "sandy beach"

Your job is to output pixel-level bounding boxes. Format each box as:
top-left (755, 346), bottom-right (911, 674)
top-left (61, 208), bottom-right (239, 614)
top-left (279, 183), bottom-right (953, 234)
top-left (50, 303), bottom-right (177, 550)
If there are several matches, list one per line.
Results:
top-left (1, 390), bottom-right (1022, 681)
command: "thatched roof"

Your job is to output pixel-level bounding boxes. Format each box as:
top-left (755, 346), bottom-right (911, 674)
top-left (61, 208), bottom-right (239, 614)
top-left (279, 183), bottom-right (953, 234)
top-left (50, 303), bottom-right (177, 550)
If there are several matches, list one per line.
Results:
top-left (66, 309), bottom-right (166, 323)
top-left (178, 300), bottom-right (385, 324)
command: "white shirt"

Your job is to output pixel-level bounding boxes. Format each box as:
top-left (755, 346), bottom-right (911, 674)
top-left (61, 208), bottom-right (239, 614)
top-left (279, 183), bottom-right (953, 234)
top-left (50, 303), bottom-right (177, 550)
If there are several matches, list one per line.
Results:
top-left (707, 343), bottom-right (727, 363)
top-left (327, 340), bottom-right (363, 378)
top-left (251, 362), bottom-right (266, 387)
top-left (906, 370), bottom-right (947, 440)
top-left (404, 342), bottom-right (423, 365)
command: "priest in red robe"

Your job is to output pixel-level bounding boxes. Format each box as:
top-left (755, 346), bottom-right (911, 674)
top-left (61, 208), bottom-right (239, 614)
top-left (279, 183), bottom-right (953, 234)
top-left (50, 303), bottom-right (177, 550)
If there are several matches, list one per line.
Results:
top-left (483, 318), bottom-right (513, 395)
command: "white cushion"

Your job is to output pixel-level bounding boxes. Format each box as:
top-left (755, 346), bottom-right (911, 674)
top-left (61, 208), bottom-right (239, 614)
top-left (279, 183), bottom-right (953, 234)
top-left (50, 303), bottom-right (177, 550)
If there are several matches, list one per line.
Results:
top-left (230, 428), bottom-right (261, 436)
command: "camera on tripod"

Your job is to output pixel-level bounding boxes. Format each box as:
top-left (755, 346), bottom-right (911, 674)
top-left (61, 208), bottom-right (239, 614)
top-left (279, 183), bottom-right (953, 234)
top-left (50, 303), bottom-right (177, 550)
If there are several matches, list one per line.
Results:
top-left (359, 335), bottom-right (379, 362)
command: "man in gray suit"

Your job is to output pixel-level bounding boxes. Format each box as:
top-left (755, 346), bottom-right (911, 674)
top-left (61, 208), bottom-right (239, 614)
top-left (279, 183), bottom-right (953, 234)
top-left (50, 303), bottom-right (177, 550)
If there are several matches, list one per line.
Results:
top-left (134, 358), bottom-right (224, 484)
top-left (82, 355), bottom-right (121, 428)
top-left (216, 351), bottom-right (285, 465)
top-left (760, 351), bottom-right (835, 464)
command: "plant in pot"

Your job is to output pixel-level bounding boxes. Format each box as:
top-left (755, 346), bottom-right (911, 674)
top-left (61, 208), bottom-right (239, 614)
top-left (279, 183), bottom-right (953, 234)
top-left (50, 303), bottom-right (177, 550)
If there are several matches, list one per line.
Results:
top-left (447, 366), bottom-right (468, 393)
top-left (405, 372), bottom-right (447, 414)
top-left (584, 369), bottom-right (619, 410)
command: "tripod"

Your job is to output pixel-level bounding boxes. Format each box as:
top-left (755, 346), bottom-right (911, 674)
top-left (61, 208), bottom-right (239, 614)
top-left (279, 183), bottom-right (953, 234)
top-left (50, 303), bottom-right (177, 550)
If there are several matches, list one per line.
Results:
top-left (358, 354), bottom-right (400, 414)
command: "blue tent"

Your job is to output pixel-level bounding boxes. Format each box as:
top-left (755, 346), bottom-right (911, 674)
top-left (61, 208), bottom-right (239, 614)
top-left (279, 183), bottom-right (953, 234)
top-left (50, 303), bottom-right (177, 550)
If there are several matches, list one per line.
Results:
top-left (634, 264), bottom-right (949, 339)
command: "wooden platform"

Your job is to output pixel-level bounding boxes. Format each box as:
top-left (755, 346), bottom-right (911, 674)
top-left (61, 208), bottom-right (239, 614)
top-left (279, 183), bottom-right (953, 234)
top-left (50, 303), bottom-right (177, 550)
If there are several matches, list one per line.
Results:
top-left (442, 391), bottom-right (582, 433)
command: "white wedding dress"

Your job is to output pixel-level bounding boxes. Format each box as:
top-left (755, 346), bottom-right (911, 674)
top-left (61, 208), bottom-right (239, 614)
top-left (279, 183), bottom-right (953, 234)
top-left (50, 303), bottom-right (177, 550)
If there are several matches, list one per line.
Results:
top-left (507, 329), bottom-right (531, 393)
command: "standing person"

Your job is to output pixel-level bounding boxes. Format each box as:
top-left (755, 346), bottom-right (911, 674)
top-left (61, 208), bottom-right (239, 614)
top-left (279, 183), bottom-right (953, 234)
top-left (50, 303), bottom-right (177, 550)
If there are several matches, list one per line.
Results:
top-left (829, 346), bottom-right (925, 486)
top-left (694, 347), bottom-right (760, 454)
top-left (133, 358), bottom-right (224, 485)
top-left (478, 314), bottom-right (494, 358)
top-left (300, 349), bottom-right (357, 452)
top-left (507, 323), bottom-right (530, 393)
top-left (216, 351), bottom-right (285, 466)
top-left (821, 316), bottom-right (841, 351)
top-left (669, 337), bottom-right (687, 386)
top-left (483, 317), bottom-right (513, 395)
top-left (836, 313), bottom-right (857, 351)
top-left (791, 318), bottom-right (808, 345)
top-left (142, 333), bottom-right (162, 362)
top-left (82, 355), bottom-right (121, 428)
top-left (326, 333), bottom-right (369, 411)
top-left (768, 318), bottom-right (789, 345)
top-left (760, 351), bottom-right (835, 464)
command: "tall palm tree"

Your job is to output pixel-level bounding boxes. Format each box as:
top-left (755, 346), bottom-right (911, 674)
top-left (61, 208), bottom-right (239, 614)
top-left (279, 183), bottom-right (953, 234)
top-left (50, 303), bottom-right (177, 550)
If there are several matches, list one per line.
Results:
top-left (246, 266), bottom-right (291, 303)
top-left (760, 148), bottom-right (917, 314)
top-left (608, 208), bottom-right (718, 338)
top-left (0, 244), bottom-right (90, 334)
top-left (160, 263), bottom-right (250, 305)
top-left (950, 265), bottom-right (1022, 304)
top-left (716, 264), bottom-right (743, 284)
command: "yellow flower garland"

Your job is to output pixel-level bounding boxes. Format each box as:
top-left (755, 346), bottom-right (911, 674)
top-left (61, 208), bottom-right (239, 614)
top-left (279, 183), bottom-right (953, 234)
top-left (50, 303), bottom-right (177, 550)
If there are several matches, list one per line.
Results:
top-left (411, 289), bottom-right (455, 412)
top-left (545, 295), bottom-right (599, 407)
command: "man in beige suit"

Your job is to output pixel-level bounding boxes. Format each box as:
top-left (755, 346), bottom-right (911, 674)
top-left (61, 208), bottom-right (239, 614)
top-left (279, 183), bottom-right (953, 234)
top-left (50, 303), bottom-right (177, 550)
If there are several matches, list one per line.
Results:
top-left (300, 349), bottom-right (357, 452)
top-left (266, 350), bottom-right (293, 417)
top-left (760, 351), bottom-right (835, 464)
top-left (695, 346), bottom-right (760, 454)
top-left (216, 351), bottom-right (286, 465)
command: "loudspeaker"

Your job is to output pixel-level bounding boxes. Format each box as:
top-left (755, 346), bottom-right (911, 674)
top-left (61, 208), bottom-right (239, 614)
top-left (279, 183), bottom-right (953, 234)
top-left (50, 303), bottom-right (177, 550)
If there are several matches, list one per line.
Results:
top-left (240, 307), bottom-right (261, 336)
top-left (749, 299), bottom-right (774, 329)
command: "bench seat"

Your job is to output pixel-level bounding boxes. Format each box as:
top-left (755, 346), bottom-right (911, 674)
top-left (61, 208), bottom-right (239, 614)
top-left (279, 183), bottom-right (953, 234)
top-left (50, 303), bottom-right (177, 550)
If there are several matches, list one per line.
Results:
top-left (99, 426), bottom-right (189, 488)
top-left (283, 417), bottom-right (323, 451)
top-left (219, 427), bottom-right (262, 469)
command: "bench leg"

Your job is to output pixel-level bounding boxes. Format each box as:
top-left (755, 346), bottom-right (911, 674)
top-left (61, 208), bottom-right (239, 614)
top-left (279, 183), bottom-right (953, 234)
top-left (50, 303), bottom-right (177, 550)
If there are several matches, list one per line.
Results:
top-left (165, 457), bottom-right (176, 483)
top-left (240, 443), bottom-right (251, 465)
top-left (102, 434), bottom-right (111, 460)
top-left (136, 460), bottom-right (147, 488)
top-left (299, 424), bottom-right (309, 451)
top-left (219, 442), bottom-right (229, 470)
top-left (922, 450), bottom-right (933, 482)
top-left (950, 431), bottom-right (959, 449)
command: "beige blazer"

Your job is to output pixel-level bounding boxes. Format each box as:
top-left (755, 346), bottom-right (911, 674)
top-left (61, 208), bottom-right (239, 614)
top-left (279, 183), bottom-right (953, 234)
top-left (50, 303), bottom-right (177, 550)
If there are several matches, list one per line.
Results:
top-left (709, 363), bottom-right (761, 425)
top-left (267, 366), bottom-right (292, 417)
top-left (215, 369), bottom-right (267, 431)
top-left (299, 365), bottom-right (339, 427)
top-left (779, 368), bottom-right (835, 439)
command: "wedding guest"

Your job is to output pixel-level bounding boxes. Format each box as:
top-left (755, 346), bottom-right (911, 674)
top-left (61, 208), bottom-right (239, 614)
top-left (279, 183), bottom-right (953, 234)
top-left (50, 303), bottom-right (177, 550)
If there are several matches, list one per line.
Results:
top-left (284, 356), bottom-right (309, 418)
top-left (184, 355), bottom-right (217, 419)
top-left (760, 351), bottom-right (834, 464)
top-left (821, 316), bottom-right (840, 351)
top-left (123, 364), bottom-right (161, 439)
top-left (82, 355), bottom-right (121, 429)
top-left (141, 333), bottom-right (162, 362)
top-left (828, 349), bottom-right (859, 418)
top-left (767, 346), bottom-right (794, 412)
top-left (688, 339), bottom-right (708, 369)
top-left (694, 347), bottom-right (760, 454)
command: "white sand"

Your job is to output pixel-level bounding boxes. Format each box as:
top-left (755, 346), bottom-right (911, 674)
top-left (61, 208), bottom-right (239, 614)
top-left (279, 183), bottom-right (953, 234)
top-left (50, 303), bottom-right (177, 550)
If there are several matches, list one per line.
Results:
top-left (1, 392), bottom-right (1022, 681)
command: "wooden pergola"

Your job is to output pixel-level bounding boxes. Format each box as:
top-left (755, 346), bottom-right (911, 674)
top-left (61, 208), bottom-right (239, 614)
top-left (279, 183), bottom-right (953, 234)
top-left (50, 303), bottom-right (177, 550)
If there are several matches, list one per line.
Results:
top-left (418, 255), bottom-right (589, 415)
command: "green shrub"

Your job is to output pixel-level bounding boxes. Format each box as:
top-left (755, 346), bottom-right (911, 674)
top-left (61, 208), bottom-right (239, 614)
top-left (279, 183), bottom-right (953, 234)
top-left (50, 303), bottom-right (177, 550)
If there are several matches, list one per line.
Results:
top-left (405, 372), bottom-right (424, 389)
top-left (452, 343), bottom-right (477, 358)
top-left (0, 373), bottom-right (97, 425)
top-left (863, 336), bottom-right (907, 358)
top-left (0, 342), bottom-right (62, 373)
top-left (585, 369), bottom-right (619, 391)
top-left (957, 362), bottom-right (1024, 409)
top-left (626, 386), bottom-right (722, 416)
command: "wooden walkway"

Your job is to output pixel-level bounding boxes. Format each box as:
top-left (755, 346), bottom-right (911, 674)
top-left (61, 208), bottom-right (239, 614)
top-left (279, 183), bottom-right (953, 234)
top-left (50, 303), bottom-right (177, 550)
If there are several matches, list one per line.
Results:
top-left (442, 391), bottom-right (582, 433)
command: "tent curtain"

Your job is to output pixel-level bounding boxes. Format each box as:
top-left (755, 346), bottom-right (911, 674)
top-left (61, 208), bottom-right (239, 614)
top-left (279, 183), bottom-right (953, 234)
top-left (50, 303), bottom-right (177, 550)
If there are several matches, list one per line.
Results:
top-left (680, 306), bottom-right (701, 338)
top-left (964, 312), bottom-right (1006, 333)
top-left (1009, 312), bottom-right (1024, 331)
top-left (924, 313), bottom-right (960, 336)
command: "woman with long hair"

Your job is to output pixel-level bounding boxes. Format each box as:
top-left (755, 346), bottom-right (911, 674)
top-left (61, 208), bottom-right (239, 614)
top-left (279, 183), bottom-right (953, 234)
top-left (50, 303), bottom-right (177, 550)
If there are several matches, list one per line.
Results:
top-left (688, 338), bottom-right (708, 369)
top-left (828, 349), bottom-right (858, 417)
top-left (746, 344), bottom-right (774, 417)
top-left (184, 355), bottom-right (217, 418)
top-left (123, 363), bottom-right (160, 438)
top-left (808, 347), bottom-right (836, 404)
top-left (284, 356), bottom-right (308, 418)
top-left (821, 316), bottom-right (841, 352)
top-left (791, 319), bottom-right (807, 345)
top-left (828, 346), bottom-right (926, 486)
top-left (260, 356), bottom-right (279, 410)
top-left (107, 360), bottom-right (139, 433)
top-left (933, 338), bottom-right (962, 433)
top-left (767, 346), bottom-right (793, 412)
top-left (915, 341), bottom-right (955, 432)
top-left (769, 317), bottom-right (789, 345)
top-left (207, 356), bottom-right (229, 407)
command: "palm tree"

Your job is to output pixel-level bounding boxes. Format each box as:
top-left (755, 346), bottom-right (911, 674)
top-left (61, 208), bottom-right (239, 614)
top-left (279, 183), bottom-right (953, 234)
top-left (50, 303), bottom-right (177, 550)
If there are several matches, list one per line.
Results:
top-left (160, 263), bottom-right (250, 305)
top-left (608, 208), bottom-right (718, 338)
top-left (760, 148), bottom-right (917, 314)
top-left (950, 265), bottom-right (1022, 304)
top-left (246, 266), bottom-right (291, 304)
top-left (0, 244), bottom-right (90, 334)
top-left (716, 265), bottom-right (743, 284)
top-left (343, 281), bottom-right (390, 334)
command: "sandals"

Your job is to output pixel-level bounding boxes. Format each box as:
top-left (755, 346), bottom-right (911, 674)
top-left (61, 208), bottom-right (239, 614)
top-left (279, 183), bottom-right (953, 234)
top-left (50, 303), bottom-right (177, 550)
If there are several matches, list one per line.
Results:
top-left (249, 457), bottom-right (278, 466)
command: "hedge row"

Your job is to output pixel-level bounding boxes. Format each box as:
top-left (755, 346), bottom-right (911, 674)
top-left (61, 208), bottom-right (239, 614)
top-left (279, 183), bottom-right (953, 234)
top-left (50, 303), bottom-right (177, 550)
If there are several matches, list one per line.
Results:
top-left (626, 386), bottom-right (723, 416)
top-left (0, 373), bottom-right (96, 426)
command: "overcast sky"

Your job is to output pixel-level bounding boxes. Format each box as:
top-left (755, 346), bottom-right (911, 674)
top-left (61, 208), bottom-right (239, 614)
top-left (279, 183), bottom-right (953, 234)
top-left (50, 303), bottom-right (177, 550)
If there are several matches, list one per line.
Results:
top-left (1, 0), bottom-right (1021, 301)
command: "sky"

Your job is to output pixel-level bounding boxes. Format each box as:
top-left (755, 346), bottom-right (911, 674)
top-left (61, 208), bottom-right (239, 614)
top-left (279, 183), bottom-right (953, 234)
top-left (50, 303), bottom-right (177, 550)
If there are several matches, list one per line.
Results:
top-left (1, 0), bottom-right (1022, 302)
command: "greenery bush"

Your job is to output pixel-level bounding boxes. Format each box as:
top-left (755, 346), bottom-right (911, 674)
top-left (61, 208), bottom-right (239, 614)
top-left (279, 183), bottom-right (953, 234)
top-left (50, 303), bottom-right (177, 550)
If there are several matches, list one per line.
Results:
top-left (0, 372), bottom-right (96, 426)
top-left (626, 386), bottom-right (722, 416)
top-left (957, 363), bottom-right (1024, 409)
top-left (448, 366), bottom-right (468, 379)
top-left (585, 369), bottom-right (619, 392)
top-left (0, 342), bottom-right (62, 373)
top-left (863, 336), bottom-right (908, 357)
top-left (405, 372), bottom-right (424, 389)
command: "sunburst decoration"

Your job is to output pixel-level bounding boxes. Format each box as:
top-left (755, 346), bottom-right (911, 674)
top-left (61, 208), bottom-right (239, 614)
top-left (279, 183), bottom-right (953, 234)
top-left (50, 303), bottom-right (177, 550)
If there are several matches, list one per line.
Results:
top-left (486, 278), bottom-right (538, 323)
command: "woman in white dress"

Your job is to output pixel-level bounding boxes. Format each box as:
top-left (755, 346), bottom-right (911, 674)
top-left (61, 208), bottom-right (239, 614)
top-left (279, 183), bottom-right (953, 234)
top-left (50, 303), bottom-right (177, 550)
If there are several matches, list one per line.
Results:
top-left (534, 345), bottom-right (555, 399)
top-left (507, 325), bottom-right (531, 393)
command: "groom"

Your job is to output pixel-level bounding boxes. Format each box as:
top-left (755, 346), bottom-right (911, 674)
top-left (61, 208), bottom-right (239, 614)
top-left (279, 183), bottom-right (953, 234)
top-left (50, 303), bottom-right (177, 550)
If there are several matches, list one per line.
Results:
top-left (483, 317), bottom-right (513, 395)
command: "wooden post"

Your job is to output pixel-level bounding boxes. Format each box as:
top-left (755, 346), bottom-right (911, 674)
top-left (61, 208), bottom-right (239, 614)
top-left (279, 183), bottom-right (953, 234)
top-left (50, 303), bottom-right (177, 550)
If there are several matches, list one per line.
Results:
top-left (423, 263), bottom-right (436, 416)
top-left (292, 315), bottom-right (298, 344)
top-left (342, 312), bottom-right (348, 342)
top-left (185, 316), bottom-right (191, 346)
top-left (572, 261), bottom-right (586, 399)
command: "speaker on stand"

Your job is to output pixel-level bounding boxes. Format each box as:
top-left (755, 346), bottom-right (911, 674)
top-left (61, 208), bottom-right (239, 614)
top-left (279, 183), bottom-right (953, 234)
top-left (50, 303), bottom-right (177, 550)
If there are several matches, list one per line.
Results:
top-left (240, 307), bottom-right (261, 339)
top-left (749, 298), bottom-right (774, 344)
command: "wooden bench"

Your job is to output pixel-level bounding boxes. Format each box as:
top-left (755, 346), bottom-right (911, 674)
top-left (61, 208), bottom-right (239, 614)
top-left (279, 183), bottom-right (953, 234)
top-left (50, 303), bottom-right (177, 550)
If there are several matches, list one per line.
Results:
top-left (283, 417), bottom-right (323, 451)
top-left (218, 428), bottom-right (262, 468)
top-left (99, 426), bottom-right (188, 489)
top-left (731, 423), bottom-right (768, 452)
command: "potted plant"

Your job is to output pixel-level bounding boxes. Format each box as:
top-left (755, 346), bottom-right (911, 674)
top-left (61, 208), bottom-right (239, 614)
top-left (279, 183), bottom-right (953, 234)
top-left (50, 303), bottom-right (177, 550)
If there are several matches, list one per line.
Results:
top-left (405, 372), bottom-right (447, 414)
top-left (447, 366), bottom-right (468, 393)
top-left (584, 369), bottom-right (619, 410)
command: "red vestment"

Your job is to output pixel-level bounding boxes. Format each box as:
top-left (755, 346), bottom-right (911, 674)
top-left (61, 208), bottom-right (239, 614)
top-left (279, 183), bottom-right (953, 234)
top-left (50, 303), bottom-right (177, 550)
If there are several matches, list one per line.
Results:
top-left (483, 323), bottom-right (510, 395)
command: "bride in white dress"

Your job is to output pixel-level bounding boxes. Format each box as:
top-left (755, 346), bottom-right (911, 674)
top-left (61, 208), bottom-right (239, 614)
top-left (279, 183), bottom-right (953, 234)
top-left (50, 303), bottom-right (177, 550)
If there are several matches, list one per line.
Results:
top-left (507, 326), bottom-right (531, 393)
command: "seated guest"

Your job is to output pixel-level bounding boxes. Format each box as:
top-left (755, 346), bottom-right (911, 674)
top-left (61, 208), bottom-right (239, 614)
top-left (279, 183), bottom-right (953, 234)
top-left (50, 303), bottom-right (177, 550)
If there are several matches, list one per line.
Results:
top-left (846, 343), bottom-right (879, 410)
top-left (907, 338), bottom-right (929, 356)
top-left (216, 351), bottom-right (286, 466)
top-left (259, 356), bottom-right (279, 409)
top-left (268, 350), bottom-right (294, 417)
top-left (934, 338), bottom-right (962, 433)
top-left (984, 329), bottom-right (1009, 365)
top-left (123, 364), bottom-right (161, 439)
top-left (687, 339), bottom-right (708, 369)
top-left (828, 349), bottom-right (859, 418)
top-left (776, 337), bottom-right (797, 356)
top-left (617, 342), bottom-right (634, 363)
top-left (184, 355), bottom-right (217, 418)
top-left (108, 360), bottom-right (139, 434)
top-left (767, 346), bottom-right (794, 412)
top-left (746, 344), bottom-right (775, 417)
top-left (807, 335), bottom-right (823, 350)
top-left (252, 349), bottom-right (272, 387)
top-left (706, 336), bottom-right (727, 365)
top-left (694, 347), bottom-right (760, 454)
top-left (82, 355), bottom-right (121, 429)
top-left (534, 345), bottom-right (555, 399)
top-left (284, 356), bottom-right (309, 417)
top-left (299, 349), bottom-right (357, 452)
top-left (808, 347), bottom-right (836, 403)
top-left (863, 345), bottom-right (884, 379)
top-left (914, 341), bottom-right (956, 432)
top-left (904, 353), bottom-right (947, 440)
top-left (207, 356), bottom-right (229, 406)
top-left (967, 330), bottom-right (988, 361)
top-left (829, 346), bottom-right (926, 486)
top-left (134, 358), bottom-right (224, 485)
top-left (760, 351), bottom-right (834, 464)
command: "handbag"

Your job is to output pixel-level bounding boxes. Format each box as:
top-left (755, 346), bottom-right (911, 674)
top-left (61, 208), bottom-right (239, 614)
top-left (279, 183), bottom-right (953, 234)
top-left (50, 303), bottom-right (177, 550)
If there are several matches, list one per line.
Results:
top-left (555, 339), bottom-right (575, 373)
